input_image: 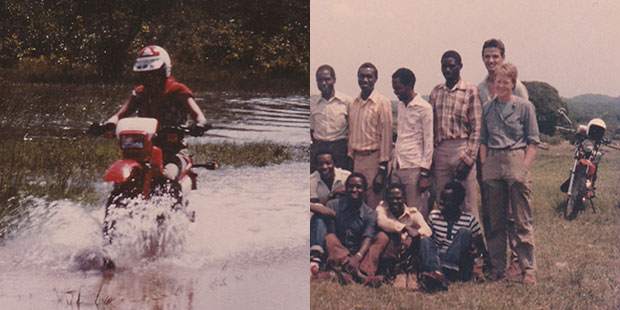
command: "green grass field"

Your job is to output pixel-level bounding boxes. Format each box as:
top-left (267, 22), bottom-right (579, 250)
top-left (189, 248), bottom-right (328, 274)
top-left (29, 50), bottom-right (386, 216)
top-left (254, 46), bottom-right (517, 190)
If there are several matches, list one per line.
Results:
top-left (311, 142), bottom-right (620, 310)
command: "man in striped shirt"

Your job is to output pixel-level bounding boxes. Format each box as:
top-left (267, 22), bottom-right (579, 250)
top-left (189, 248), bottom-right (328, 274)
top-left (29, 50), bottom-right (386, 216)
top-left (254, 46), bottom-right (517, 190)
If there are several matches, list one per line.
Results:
top-left (429, 50), bottom-right (482, 221)
top-left (420, 181), bottom-right (488, 287)
top-left (348, 62), bottom-right (394, 209)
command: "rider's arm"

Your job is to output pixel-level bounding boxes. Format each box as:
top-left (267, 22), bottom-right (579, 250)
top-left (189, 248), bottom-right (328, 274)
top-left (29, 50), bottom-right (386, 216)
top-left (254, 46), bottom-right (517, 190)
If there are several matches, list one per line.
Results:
top-left (185, 97), bottom-right (208, 126)
top-left (106, 96), bottom-right (138, 124)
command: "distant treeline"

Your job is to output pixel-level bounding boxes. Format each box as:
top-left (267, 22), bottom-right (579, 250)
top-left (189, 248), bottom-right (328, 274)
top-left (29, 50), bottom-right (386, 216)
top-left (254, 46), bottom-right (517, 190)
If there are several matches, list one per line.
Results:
top-left (565, 95), bottom-right (620, 139)
top-left (0, 0), bottom-right (309, 92)
top-left (522, 82), bottom-right (620, 140)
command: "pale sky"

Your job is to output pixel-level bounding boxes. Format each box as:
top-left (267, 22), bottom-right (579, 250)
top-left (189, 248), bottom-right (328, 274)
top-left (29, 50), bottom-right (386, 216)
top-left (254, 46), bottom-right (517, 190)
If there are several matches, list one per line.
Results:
top-left (310, 0), bottom-right (620, 99)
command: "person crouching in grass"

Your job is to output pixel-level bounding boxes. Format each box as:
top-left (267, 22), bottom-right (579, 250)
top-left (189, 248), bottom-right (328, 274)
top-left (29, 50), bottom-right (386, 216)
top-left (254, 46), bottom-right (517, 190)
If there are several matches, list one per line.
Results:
top-left (319, 173), bottom-right (384, 287)
top-left (419, 181), bottom-right (488, 291)
top-left (375, 183), bottom-right (432, 291)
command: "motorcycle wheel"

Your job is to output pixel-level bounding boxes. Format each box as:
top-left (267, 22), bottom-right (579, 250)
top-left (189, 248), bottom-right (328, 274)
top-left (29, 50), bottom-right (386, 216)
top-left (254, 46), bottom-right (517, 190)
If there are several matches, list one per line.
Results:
top-left (565, 172), bottom-right (586, 220)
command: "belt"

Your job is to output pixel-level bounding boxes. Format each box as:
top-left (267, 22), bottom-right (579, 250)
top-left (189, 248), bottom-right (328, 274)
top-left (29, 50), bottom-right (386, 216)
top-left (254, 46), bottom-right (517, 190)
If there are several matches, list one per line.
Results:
top-left (313, 138), bottom-right (348, 144)
top-left (488, 146), bottom-right (525, 151)
top-left (353, 149), bottom-right (378, 156)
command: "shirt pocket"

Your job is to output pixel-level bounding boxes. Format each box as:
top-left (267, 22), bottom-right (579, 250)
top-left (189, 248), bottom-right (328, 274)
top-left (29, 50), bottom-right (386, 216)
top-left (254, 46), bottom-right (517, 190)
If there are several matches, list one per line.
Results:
top-left (504, 113), bottom-right (524, 140)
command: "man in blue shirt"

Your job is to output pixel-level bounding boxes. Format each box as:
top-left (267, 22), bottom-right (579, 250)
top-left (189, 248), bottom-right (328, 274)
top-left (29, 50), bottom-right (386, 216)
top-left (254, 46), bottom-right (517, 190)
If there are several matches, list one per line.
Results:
top-left (321, 173), bottom-right (384, 286)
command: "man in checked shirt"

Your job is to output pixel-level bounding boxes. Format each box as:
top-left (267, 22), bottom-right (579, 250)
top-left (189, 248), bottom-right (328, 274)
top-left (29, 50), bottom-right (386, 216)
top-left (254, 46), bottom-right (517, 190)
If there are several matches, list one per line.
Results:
top-left (429, 50), bottom-right (482, 221)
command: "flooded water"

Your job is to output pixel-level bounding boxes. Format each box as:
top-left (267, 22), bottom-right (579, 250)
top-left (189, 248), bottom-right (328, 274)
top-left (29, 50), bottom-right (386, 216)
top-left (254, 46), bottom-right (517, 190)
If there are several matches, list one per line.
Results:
top-left (0, 162), bottom-right (309, 309)
top-left (0, 94), bottom-right (310, 309)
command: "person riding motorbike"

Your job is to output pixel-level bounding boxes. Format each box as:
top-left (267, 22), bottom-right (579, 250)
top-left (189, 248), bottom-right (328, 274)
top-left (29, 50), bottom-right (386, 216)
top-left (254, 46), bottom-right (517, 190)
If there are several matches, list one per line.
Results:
top-left (91, 45), bottom-right (210, 182)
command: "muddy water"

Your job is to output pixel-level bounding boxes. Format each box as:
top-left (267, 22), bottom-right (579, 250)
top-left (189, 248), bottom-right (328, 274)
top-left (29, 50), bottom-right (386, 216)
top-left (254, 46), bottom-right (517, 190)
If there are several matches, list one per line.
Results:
top-left (0, 96), bottom-right (310, 309)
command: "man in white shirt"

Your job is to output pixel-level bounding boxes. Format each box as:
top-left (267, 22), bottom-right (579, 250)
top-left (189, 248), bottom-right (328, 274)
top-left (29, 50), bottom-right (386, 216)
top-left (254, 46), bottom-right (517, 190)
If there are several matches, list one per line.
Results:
top-left (477, 39), bottom-right (528, 105)
top-left (390, 68), bottom-right (433, 218)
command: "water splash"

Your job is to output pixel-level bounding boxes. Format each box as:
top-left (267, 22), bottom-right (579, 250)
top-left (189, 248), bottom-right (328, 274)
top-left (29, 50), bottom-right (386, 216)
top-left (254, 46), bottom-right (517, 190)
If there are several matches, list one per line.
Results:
top-left (0, 162), bottom-right (309, 309)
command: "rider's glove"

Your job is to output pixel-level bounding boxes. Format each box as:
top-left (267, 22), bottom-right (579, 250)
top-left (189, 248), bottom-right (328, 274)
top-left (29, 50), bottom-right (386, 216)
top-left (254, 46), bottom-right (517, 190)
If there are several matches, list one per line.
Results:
top-left (88, 122), bottom-right (115, 136)
top-left (189, 123), bottom-right (211, 137)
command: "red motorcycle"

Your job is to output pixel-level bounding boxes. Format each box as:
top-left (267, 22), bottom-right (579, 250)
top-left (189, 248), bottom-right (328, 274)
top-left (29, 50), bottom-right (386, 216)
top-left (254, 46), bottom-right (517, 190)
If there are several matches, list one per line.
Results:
top-left (557, 109), bottom-right (619, 220)
top-left (89, 117), bottom-right (215, 246)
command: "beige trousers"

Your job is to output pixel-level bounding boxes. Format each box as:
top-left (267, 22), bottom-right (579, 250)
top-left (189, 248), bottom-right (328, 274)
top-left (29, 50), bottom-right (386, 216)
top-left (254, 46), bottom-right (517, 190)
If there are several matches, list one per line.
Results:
top-left (352, 150), bottom-right (382, 209)
top-left (482, 148), bottom-right (536, 276)
top-left (433, 139), bottom-right (480, 220)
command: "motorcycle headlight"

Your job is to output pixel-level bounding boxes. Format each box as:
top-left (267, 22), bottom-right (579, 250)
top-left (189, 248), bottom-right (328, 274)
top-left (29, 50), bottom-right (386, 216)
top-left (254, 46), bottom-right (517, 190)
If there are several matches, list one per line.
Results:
top-left (582, 139), bottom-right (594, 153)
top-left (120, 134), bottom-right (145, 149)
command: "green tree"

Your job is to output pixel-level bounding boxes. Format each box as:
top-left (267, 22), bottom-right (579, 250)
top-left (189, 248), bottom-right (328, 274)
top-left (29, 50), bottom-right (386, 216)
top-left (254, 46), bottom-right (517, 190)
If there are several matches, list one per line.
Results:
top-left (1, 0), bottom-right (309, 83)
top-left (523, 81), bottom-right (568, 136)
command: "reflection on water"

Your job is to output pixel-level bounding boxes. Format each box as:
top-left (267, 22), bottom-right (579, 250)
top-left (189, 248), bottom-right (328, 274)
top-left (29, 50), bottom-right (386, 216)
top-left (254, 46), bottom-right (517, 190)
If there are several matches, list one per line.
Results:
top-left (0, 162), bottom-right (309, 309)
top-left (0, 94), bottom-right (310, 146)
top-left (196, 95), bottom-right (309, 145)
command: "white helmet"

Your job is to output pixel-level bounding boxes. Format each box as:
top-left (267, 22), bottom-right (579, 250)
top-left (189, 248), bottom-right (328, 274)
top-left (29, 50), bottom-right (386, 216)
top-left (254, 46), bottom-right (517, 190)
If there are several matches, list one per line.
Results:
top-left (587, 118), bottom-right (606, 141)
top-left (133, 45), bottom-right (171, 77)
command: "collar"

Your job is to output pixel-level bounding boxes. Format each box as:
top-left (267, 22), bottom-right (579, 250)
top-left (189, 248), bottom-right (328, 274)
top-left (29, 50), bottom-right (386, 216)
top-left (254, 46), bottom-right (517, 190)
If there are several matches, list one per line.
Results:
top-left (401, 93), bottom-right (426, 108)
top-left (441, 78), bottom-right (465, 92)
top-left (359, 89), bottom-right (381, 103)
top-left (320, 89), bottom-right (347, 103)
top-left (383, 203), bottom-right (418, 220)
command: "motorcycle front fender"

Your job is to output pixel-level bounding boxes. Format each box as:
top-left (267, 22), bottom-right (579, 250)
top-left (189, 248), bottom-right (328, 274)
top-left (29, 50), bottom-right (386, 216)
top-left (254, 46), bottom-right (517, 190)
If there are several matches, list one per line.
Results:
top-left (577, 159), bottom-right (596, 177)
top-left (104, 159), bottom-right (143, 183)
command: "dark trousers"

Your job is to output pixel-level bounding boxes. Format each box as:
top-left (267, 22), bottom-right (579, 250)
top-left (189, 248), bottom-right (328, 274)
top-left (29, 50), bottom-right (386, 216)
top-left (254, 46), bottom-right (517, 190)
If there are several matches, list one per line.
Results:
top-left (310, 215), bottom-right (329, 253)
top-left (420, 229), bottom-right (474, 281)
top-left (375, 231), bottom-right (420, 279)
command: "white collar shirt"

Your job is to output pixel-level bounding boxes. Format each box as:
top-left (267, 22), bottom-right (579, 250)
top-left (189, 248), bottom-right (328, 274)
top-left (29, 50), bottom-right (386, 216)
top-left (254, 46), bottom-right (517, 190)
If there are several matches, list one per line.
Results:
top-left (376, 201), bottom-right (432, 239)
top-left (310, 167), bottom-right (351, 201)
top-left (393, 94), bottom-right (434, 170)
top-left (310, 90), bottom-right (352, 142)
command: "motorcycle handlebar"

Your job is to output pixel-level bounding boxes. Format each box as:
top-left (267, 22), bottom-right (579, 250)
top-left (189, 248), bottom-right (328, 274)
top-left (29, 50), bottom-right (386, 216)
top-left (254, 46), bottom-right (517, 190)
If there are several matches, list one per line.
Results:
top-left (88, 122), bottom-right (116, 136)
top-left (162, 123), bottom-right (212, 137)
top-left (602, 139), bottom-right (620, 150)
top-left (555, 126), bottom-right (575, 133)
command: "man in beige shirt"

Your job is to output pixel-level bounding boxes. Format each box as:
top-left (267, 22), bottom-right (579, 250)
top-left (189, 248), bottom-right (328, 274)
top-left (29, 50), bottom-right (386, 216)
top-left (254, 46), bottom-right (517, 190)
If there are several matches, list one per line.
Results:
top-left (373, 183), bottom-right (432, 291)
top-left (310, 65), bottom-right (352, 171)
top-left (348, 62), bottom-right (393, 209)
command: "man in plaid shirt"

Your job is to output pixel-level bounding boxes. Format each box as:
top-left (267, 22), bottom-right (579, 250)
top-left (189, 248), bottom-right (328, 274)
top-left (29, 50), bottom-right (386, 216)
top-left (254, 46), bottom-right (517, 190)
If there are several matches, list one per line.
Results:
top-left (429, 50), bottom-right (482, 221)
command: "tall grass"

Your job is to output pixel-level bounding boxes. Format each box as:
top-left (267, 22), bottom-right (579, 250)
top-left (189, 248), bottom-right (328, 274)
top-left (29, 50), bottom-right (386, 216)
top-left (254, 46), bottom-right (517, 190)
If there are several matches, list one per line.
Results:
top-left (311, 142), bottom-right (620, 310)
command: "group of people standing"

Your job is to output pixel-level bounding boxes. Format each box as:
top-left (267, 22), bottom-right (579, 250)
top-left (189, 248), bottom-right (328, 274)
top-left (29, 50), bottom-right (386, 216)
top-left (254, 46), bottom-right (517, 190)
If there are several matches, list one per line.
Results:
top-left (309, 39), bottom-right (540, 291)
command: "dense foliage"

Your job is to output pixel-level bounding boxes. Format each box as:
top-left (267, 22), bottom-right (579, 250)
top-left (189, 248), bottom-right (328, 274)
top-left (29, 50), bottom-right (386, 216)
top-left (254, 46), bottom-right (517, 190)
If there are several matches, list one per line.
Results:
top-left (522, 81), bottom-right (568, 136)
top-left (1, 0), bottom-right (309, 86)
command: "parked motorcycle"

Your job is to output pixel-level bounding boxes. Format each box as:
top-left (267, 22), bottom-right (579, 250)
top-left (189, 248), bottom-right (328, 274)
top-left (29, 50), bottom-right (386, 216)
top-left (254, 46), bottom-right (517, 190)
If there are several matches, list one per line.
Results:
top-left (556, 108), bottom-right (619, 220)
top-left (88, 117), bottom-right (215, 264)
